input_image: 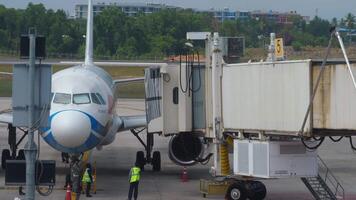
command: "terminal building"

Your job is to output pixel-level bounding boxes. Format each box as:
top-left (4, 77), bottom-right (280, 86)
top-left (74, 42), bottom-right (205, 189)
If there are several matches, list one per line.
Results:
top-left (74, 2), bottom-right (309, 24)
top-left (250, 10), bottom-right (310, 24)
top-left (200, 8), bottom-right (250, 22)
top-left (75, 2), bottom-right (181, 18)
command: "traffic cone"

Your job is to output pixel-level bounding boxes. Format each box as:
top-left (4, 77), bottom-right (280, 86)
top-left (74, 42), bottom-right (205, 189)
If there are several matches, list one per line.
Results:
top-left (181, 167), bottom-right (188, 182)
top-left (65, 184), bottom-right (72, 200)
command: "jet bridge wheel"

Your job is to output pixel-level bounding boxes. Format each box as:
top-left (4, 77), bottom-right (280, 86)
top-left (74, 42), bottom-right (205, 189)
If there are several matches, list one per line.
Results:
top-left (225, 181), bottom-right (247, 200)
top-left (1, 149), bottom-right (11, 169)
top-left (152, 151), bottom-right (161, 172)
top-left (245, 181), bottom-right (266, 200)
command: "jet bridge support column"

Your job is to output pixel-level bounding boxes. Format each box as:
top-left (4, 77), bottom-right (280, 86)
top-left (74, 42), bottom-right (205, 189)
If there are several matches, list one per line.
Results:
top-left (211, 32), bottom-right (223, 176)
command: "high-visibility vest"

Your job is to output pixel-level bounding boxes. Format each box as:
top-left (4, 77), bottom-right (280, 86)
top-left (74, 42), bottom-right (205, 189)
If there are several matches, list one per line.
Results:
top-left (82, 168), bottom-right (91, 183)
top-left (130, 167), bottom-right (141, 183)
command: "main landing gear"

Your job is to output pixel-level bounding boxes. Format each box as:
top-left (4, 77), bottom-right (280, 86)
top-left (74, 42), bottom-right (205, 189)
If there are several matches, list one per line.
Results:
top-left (1, 124), bottom-right (27, 169)
top-left (225, 180), bottom-right (266, 200)
top-left (131, 129), bottom-right (161, 172)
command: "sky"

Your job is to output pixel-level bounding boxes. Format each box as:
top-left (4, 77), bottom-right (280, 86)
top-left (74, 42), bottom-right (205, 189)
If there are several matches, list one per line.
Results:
top-left (0, 0), bottom-right (355, 20)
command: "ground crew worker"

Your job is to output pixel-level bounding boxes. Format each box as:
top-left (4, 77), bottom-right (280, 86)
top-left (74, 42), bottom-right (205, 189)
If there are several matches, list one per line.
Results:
top-left (82, 163), bottom-right (93, 197)
top-left (71, 158), bottom-right (81, 199)
top-left (61, 152), bottom-right (69, 163)
top-left (128, 162), bottom-right (141, 200)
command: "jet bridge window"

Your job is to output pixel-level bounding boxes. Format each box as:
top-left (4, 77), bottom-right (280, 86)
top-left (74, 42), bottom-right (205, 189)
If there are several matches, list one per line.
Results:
top-left (73, 93), bottom-right (91, 104)
top-left (53, 93), bottom-right (71, 105)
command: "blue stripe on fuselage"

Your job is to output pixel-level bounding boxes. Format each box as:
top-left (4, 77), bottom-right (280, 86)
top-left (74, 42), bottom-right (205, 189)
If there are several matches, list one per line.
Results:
top-left (40, 109), bottom-right (107, 153)
top-left (41, 109), bottom-right (106, 136)
top-left (43, 131), bottom-right (100, 153)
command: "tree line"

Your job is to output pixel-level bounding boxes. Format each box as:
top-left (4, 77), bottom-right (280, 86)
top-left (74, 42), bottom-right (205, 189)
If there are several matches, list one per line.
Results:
top-left (0, 3), bottom-right (355, 59)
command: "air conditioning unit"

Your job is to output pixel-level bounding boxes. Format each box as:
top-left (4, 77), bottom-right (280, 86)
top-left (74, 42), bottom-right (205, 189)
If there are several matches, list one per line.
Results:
top-left (233, 140), bottom-right (317, 178)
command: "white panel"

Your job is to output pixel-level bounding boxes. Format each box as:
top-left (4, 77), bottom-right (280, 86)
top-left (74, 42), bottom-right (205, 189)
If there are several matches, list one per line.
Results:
top-left (178, 64), bottom-right (192, 132)
top-left (162, 66), bottom-right (179, 135)
top-left (233, 140), bottom-right (249, 175)
top-left (252, 142), bottom-right (268, 177)
top-left (222, 60), bottom-right (311, 133)
top-left (327, 64), bottom-right (356, 129)
top-left (186, 32), bottom-right (210, 40)
top-left (13, 64), bottom-right (52, 127)
top-left (233, 140), bottom-right (317, 178)
top-left (147, 117), bottom-right (162, 133)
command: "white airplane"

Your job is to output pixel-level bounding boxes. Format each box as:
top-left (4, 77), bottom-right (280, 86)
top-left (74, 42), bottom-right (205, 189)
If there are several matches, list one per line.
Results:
top-left (0, 0), bottom-right (208, 170)
top-left (0, 0), bottom-right (148, 164)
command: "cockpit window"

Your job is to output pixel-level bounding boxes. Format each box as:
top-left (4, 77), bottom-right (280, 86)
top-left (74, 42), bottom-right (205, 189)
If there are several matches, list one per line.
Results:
top-left (53, 93), bottom-right (71, 104)
top-left (91, 93), bottom-right (101, 105)
top-left (73, 93), bottom-right (91, 104)
top-left (96, 93), bottom-right (106, 105)
top-left (50, 92), bottom-right (54, 102)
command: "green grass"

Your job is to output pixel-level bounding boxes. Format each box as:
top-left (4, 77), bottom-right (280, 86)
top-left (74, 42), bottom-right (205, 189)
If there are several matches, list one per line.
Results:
top-left (0, 65), bottom-right (145, 98)
top-left (117, 82), bottom-right (145, 99)
top-left (0, 79), bottom-right (12, 97)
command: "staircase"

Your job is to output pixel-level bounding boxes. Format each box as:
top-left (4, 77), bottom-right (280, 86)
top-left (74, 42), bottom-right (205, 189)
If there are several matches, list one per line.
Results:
top-left (301, 156), bottom-right (345, 200)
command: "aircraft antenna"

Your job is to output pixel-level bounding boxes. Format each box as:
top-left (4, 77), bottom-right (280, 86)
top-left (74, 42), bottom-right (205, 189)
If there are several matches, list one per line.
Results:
top-left (84, 0), bottom-right (94, 66)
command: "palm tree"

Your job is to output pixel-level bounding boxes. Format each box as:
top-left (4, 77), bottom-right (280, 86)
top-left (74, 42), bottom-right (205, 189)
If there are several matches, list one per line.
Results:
top-left (345, 13), bottom-right (355, 29)
top-left (345, 13), bottom-right (355, 44)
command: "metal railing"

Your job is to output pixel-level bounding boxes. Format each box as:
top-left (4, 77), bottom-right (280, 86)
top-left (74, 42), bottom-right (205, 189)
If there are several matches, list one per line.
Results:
top-left (317, 155), bottom-right (345, 199)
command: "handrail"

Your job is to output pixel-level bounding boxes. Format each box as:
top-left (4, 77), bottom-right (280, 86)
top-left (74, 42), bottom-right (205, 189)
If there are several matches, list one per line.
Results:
top-left (317, 155), bottom-right (345, 199)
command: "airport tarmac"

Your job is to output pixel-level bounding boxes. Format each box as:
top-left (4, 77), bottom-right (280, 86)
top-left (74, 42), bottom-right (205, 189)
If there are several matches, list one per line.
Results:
top-left (0, 97), bottom-right (356, 200)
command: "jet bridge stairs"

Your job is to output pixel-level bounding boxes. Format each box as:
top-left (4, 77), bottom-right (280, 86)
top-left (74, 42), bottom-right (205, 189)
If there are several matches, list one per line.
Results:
top-left (301, 155), bottom-right (345, 200)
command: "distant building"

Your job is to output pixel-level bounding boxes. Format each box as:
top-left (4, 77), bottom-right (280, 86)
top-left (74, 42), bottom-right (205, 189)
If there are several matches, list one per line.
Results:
top-left (75, 2), bottom-right (181, 18)
top-left (236, 11), bottom-right (250, 20)
top-left (196, 8), bottom-right (250, 22)
top-left (250, 10), bottom-right (308, 25)
top-left (211, 8), bottom-right (237, 22)
top-left (74, 2), bottom-right (308, 25)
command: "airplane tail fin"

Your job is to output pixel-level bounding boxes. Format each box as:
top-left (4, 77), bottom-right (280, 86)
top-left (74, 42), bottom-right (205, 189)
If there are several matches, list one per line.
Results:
top-left (84, 0), bottom-right (94, 66)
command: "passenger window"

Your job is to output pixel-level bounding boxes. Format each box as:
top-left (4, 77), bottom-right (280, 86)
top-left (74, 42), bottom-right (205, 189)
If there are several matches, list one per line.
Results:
top-left (73, 93), bottom-right (91, 104)
top-left (96, 93), bottom-right (106, 105)
top-left (91, 93), bottom-right (101, 104)
top-left (53, 93), bottom-right (71, 104)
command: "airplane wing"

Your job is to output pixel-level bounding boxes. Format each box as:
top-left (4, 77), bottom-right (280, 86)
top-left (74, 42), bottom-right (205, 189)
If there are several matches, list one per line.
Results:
top-left (60, 61), bottom-right (167, 67)
top-left (0, 72), bottom-right (12, 76)
top-left (0, 60), bottom-right (168, 67)
top-left (113, 77), bottom-right (144, 84)
top-left (117, 115), bottom-right (147, 132)
top-left (0, 111), bottom-right (13, 124)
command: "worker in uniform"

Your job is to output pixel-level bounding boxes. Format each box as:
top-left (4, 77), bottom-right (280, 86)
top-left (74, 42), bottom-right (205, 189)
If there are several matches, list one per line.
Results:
top-left (71, 157), bottom-right (81, 199)
top-left (128, 162), bottom-right (141, 200)
top-left (61, 152), bottom-right (69, 163)
top-left (82, 163), bottom-right (93, 197)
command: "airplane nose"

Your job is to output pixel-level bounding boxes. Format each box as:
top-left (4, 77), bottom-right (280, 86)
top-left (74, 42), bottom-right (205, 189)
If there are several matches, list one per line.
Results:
top-left (51, 110), bottom-right (91, 148)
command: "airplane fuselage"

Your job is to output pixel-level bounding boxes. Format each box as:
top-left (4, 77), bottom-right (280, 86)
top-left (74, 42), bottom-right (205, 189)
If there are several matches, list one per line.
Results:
top-left (41, 64), bottom-right (118, 153)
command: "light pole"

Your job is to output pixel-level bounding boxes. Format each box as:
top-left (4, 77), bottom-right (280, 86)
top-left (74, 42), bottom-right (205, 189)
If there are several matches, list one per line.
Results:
top-left (24, 28), bottom-right (38, 200)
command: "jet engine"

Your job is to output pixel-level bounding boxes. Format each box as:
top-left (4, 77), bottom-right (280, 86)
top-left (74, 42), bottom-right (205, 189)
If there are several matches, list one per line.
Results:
top-left (168, 133), bottom-right (204, 166)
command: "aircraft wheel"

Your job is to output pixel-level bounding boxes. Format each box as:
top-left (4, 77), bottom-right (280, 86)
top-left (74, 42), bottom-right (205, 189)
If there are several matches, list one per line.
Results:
top-left (136, 151), bottom-right (145, 171)
top-left (17, 149), bottom-right (25, 160)
top-left (152, 151), bottom-right (161, 172)
top-left (225, 182), bottom-right (247, 200)
top-left (246, 181), bottom-right (266, 200)
top-left (2, 149), bottom-right (11, 169)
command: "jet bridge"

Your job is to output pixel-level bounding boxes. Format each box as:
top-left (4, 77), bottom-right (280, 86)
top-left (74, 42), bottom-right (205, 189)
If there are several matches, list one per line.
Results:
top-left (144, 31), bottom-right (353, 199)
top-left (223, 59), bottom-right (356, 137)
